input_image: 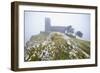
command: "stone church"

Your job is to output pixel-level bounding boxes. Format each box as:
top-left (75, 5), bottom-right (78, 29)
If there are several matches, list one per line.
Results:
top-left (45, 17), bottom-right (68, 33)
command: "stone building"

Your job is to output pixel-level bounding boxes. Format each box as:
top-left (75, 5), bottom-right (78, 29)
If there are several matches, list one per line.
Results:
top-left (45, 17), bottom-right (68, 33)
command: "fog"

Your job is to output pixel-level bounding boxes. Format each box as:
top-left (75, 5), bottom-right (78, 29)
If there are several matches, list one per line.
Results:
top-left (24, 11), bottom-right (90, 43)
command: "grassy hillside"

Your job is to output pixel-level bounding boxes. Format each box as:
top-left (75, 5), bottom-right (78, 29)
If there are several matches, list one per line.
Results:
top-left (24, 32), bottom-right (90, 61)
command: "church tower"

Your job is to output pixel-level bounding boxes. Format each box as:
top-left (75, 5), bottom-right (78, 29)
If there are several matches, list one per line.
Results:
top-left (45, 17), bottom-right (51, 32)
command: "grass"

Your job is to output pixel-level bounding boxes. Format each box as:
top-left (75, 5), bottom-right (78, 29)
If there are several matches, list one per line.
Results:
top-left (24, 32), bottom-right (90, 61)
top-left (73, 38), bottom-right (90, 55)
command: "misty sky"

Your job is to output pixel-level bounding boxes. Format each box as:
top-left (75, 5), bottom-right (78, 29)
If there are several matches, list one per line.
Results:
top-left (24, 11), bottom-right (90, 43)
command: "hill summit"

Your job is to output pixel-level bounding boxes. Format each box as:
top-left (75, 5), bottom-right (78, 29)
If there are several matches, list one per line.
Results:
top-left (24, 32), bottom-right (90, 61)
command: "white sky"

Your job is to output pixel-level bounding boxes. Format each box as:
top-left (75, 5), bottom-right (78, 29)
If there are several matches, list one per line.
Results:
top-left (24, 11), bottom-right (90, 43)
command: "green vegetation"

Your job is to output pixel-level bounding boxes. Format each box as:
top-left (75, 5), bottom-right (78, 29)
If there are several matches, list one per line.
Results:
top-left (24, 32), bottom-right (90, 61)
